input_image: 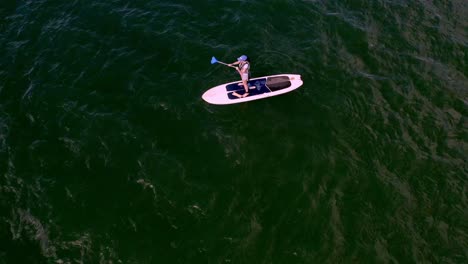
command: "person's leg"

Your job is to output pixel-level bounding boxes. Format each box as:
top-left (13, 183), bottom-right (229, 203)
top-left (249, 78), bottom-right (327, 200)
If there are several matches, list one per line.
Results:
top-left (242, 80), bottom-right (249, 97)
top-left (241, 72), bottom-right (249, 97)
top-left (243, 80), bottom-right (249, 92)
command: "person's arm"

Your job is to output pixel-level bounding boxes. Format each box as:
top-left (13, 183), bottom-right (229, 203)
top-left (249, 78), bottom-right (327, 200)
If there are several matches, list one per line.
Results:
top-left (239, 64), bottom-right (248, 74)
top-left (236, 64), bottom-right (247, 76)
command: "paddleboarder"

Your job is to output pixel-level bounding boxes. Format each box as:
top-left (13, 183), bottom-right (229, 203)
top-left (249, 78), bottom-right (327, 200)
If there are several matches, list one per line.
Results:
top-left (229, 55), bottom-right (250, 98)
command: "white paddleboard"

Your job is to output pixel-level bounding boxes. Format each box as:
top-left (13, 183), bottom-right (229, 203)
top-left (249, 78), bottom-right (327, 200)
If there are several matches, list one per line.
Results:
top-left (202, 74), bottom-right (303, 105)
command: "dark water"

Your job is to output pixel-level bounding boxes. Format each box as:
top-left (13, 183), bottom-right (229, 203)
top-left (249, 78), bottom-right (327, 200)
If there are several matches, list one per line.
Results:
top-left (1, 0), bottom-right (467, 263)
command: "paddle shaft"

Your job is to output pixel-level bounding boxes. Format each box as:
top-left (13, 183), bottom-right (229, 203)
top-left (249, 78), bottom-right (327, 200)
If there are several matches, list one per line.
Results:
top-left (217, 61), bottom-right (237, 69)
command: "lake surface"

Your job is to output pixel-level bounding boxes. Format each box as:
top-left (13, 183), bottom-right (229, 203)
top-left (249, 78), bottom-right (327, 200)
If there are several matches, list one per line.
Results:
top-left (1, 0), bottom-right (466, 263)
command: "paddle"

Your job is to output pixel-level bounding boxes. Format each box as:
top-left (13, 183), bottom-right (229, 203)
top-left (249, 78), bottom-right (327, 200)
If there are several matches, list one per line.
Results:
top-left (211, 56), bottom-right (237, 69)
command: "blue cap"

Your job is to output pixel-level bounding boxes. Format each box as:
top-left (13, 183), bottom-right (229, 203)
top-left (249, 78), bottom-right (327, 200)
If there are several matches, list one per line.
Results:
top-left (237, 55), bottom-right (248, 61)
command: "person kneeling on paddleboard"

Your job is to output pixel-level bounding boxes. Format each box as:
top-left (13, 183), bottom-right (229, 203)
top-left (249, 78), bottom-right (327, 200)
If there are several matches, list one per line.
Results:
top-left (229, 55), bottom-right (250, 98)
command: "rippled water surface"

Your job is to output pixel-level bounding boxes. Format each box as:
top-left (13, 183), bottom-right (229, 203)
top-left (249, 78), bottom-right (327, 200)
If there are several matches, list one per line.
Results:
top-left (1, 0), bottom-right (467, 263)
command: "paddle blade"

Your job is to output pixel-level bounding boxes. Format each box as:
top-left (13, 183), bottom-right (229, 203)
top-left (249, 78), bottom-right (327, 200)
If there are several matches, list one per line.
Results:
top-left (210, 56), bottom-right (218, 64)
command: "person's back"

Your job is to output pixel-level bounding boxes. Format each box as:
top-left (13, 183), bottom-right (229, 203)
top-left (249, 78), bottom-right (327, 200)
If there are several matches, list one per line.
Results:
top-left (239, 59), bottom-right (250, 78)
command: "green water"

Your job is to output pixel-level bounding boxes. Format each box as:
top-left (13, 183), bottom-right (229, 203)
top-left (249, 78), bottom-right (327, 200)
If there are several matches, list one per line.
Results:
top-left (1, 0), bottom-right (467, 263)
